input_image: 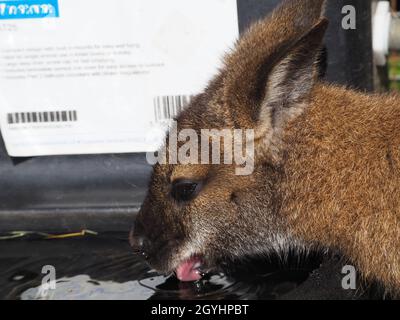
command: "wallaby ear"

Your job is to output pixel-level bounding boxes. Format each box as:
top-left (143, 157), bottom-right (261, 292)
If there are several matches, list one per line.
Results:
top-left (223, 0), bottom-right (327, 137)
top-left (259, 18), bottom-right (329, 136)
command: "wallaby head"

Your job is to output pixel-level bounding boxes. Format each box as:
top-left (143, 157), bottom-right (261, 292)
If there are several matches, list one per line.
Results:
top-left (130, 0), bottom-right (328, 281)
top-left (130, 0), bottom-right (400, 293)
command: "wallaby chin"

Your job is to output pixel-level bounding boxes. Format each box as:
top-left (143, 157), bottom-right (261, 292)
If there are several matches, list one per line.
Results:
top-left (130, 0), bottom-right (400, 296)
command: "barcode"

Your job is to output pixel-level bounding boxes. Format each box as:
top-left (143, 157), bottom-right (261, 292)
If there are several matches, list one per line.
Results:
top-left (153, 95), bottom-right (192, 122)
top-left (7, 110), bottom-right (78, 125)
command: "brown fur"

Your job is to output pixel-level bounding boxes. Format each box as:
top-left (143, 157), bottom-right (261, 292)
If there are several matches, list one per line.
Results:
top-left (283, 84), bottom-right (400, 293)
top-left (130, 0), bottom-right (400, 295)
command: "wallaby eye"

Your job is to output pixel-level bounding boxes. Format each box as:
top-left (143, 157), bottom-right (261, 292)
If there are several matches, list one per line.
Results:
top-left (171, 180), bottom-right (200, 202)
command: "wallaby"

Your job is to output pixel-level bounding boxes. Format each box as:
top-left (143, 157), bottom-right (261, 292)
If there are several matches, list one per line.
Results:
top-left (130, 0), bottom-right (400, 295)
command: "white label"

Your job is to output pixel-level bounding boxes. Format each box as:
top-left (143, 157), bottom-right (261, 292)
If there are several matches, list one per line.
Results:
top-left (0, 0), bottom-right (239, 156)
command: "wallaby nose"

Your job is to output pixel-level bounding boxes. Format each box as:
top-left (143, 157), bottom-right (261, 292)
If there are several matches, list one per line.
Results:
top-left (129, 227), bottom-right (149, 258)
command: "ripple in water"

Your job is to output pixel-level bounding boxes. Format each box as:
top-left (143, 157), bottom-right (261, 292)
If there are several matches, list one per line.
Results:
top-left (19, 269), bottom-right (311, 300)
top-left (0, 237), bottom-right (319, 300)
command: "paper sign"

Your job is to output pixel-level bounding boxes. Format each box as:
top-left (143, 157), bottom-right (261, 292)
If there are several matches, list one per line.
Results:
top-left (0, 0), bottom-right (239, 156)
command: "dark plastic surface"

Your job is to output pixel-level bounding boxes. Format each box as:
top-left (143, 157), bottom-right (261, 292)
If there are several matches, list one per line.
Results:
top-left (0, 0), bottom-right (374, 232)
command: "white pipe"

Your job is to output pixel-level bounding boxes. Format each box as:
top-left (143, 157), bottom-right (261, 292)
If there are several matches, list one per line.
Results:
top-left (373, 1), bottom-right (391, 66)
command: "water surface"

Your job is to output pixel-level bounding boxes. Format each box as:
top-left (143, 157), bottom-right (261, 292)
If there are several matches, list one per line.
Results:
top-left (0, 233), bottom-right (321, 300)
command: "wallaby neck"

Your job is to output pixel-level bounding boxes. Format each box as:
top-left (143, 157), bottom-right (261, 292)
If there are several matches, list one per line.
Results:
top-left (279, 83), bottom-right (400, 290)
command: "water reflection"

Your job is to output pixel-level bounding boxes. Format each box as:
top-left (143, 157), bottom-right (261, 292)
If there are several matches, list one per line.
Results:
top-left (0, 235), bottom-right (318, 300)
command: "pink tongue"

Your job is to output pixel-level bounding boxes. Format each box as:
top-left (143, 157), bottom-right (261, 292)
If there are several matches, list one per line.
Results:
top-left (175, 257), bottom-right (202, 282)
